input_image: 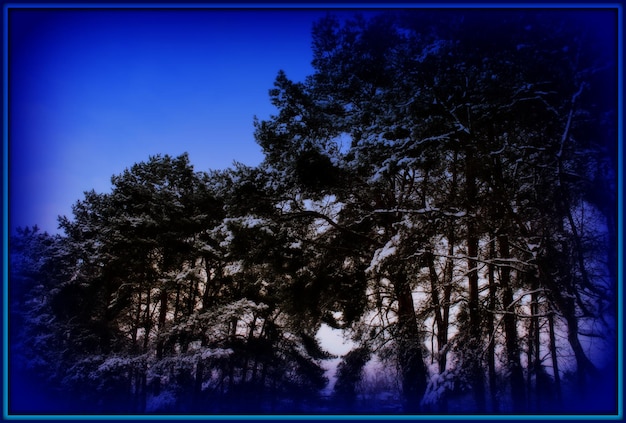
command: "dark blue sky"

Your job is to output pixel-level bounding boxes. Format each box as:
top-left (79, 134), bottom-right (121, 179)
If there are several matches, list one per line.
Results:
top-left (9, 8), bottom-right (346, 233)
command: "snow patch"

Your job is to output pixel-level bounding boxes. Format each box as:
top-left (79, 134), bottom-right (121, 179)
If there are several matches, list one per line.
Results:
top-left (421, 370), bottom-right (455, 406)
top-left (146, 390), bottom-right (177, 412)
top-left (366, 235), bottom-right (400, 273)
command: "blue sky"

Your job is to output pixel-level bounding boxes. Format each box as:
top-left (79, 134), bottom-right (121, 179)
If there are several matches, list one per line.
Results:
top-left (9, 8), bottom-right (347, 234)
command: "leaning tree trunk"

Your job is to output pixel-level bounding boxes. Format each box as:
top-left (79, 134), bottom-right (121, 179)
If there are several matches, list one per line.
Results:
top-left (538, 257), bottom-right (598, 398)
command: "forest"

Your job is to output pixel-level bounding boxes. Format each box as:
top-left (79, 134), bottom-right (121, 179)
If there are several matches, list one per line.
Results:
top-left (8, 10), bottom-right (619, 415)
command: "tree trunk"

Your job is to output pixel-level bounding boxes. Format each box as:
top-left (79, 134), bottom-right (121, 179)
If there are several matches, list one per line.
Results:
top-left (441, 234), bottom-right (454, 374)
top-left (538, 257), bottom-right (598, 399)
top-left (142, 282), bottom-right (151, 353)
top-left (173, 283), bottom-right (181, 321)
top-left (499, 234), bottom-right (526, 411)
top-left (188, 272), bottom-right (197, 315)
top-left (548, 312), bottom-right (562, 408)
top-left (132, 288), bottom-right (141, 349)
top-left (394, 271), bottom-right (428, 413)
top-left (465, 146), bottom-right (486, 412)
top-left (487, 236), bottom-right (499, 412)
top-left (527, 278), bottom-right (540, 411)
top-left (426, 250), bottom-right (444, 372)
top-left (156, 288), bottom-right (168, 360)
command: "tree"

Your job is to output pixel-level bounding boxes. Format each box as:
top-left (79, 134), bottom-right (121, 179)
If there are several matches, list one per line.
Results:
top-left (254, 9), bottom-right (617, 413)
top-left (9, 227), bottom-right (77, 412)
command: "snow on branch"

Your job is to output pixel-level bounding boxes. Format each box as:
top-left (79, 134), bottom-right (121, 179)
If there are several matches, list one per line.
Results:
top-left (366, 234), bottom-right (400, 273)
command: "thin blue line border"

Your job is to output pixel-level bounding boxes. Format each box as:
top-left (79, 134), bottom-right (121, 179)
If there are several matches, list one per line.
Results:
top-left (2, 2), bottom-right (622, 420)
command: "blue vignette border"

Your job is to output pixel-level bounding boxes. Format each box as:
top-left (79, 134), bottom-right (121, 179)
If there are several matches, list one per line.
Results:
top-left (1, 1), bottom-right (623, 420)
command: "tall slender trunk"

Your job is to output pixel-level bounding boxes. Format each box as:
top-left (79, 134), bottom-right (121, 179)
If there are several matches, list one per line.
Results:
top-left (527, 278), bottom-right (540, 410)
top-left (499, 234), bottom-right (526, 411)
top-left (426, 250), bottom-right (444, 372)
top-left (465, 146), bottom-right (486, 412)
top-left (202, 258), bottom-right (221, 310)
top-left (173, 284), bottom-right (181, 320)
top-left (548, 312), bottom-right (562, 407)
top-left (138, 272), bottom-right (152, 413)
top-left (151, 286), bottom-right (169, 399)
top-left (142, 283), bottom-right (151, 353)
top-left (427, 246), bottom-right (451, 412)
top-left (487, 236), bottom-right (499, 412)
top-left (188, 273), bottom-right (197, 315)
top-left (395, 270), bottom-right (427, 413)
top-left (439, 148), bottom-right (458, 379)
top-left (132, 288), bottom-right (141, 349)
top-left (156, 288), bottom-right (168, 360)
top-left (441, 234), bottom-right (454, 373)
